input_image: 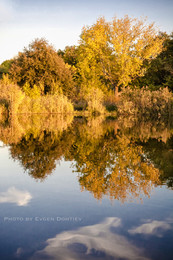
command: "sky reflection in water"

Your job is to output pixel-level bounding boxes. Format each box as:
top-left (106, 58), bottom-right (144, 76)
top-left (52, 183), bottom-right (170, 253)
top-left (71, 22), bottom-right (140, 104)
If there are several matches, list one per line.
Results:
top-left (0, 115), bottom-right (173, 259)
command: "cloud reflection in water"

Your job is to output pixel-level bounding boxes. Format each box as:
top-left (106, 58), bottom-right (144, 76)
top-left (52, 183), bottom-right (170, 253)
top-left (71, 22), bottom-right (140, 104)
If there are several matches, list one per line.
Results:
top-left (128, 219), bottom-right (172, 237)
top-left (31, 217), bottom-right (149, 260)
top-left (0, 187), bottom-right (32, 206)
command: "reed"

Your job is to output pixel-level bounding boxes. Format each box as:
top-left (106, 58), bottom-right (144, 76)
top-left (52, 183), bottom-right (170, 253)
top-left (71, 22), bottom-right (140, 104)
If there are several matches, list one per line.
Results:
top-left (118, 86), bottom-right (173, 118)
top-left (0, 75), bottom-right (74, 115)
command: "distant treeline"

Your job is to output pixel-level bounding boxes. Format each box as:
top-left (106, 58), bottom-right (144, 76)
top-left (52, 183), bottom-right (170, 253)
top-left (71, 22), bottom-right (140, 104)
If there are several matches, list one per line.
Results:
top-left (0, 15), bottom-right (173, 115)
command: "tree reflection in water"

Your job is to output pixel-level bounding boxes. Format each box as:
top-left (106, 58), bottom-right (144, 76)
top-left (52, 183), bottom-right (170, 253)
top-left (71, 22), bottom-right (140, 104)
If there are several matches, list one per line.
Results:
top-left (0, 114), bottom-right (172, 202)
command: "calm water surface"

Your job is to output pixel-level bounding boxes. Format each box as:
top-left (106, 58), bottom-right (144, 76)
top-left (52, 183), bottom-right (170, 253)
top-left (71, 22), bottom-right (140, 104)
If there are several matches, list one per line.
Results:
top-left (0, 115), bottom-right (173, 260)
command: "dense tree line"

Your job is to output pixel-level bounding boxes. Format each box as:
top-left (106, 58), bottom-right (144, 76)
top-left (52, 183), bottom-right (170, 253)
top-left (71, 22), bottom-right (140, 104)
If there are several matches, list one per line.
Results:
top-left (1, 15), bottom-right (172, 101)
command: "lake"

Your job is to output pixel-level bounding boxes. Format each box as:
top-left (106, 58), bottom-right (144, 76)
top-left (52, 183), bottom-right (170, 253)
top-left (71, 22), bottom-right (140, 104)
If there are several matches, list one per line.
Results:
top-left (0, 114), bottom-right (173, 260)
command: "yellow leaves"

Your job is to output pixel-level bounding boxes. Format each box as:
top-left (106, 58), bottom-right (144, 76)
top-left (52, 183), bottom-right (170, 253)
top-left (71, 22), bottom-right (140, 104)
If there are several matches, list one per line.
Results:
top-left (23, 82), bottom-right (41, 98)
top-left (77, 128), bottom-right (162, 203)
top-left (0, 75), bottom-right (26, 114)
top-left (78, 15), bottom-right (164, 91)
top-left (0, 113), bottom-right (166, 200)
top-left (0, 74), bottom-right (13, 85)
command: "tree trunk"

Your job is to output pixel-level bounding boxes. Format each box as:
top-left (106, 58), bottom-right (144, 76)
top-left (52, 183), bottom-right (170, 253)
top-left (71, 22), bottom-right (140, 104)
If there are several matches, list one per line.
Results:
top-left (114, 86), bottom-right (119, 99)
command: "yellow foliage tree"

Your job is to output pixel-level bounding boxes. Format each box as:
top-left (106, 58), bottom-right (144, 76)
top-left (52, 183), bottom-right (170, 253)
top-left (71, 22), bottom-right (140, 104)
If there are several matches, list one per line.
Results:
top-left (78, 15), bottom-right (164, 96)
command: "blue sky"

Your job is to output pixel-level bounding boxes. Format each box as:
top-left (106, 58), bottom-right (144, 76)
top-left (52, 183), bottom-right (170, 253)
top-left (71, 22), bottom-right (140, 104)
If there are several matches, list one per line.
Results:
top-left (0, 0), bottom-right (173, 63)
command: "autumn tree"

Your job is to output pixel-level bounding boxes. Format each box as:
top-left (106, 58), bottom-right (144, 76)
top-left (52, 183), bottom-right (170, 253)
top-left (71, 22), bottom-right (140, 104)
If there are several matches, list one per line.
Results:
top-left (66, 118), bottom-right (161, 202)
top-left (78, 15), bottom-right (164, 96)
top-left (58, 45), bottom-right (80, 96)
top-left (132, 32), bottom-right (173, 91)
top-left (58, 45), bottom-right (79, 67)
top-left (9, 39), bottom-right (74, 97)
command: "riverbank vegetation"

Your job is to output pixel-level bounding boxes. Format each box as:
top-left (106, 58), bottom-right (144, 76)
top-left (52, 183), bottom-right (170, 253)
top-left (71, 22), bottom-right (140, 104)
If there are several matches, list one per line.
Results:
top-left (0, 15), bottom-right (173, 117)
top-left (0, 75), bottom-right (74, 114)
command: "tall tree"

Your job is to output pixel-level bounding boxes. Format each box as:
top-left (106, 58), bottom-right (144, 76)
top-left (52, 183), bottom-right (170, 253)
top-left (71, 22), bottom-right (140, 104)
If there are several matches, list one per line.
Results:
top-left (78, 16), bottom-right (164, 96)
top-left (9, 39), bottom-right (74, 96)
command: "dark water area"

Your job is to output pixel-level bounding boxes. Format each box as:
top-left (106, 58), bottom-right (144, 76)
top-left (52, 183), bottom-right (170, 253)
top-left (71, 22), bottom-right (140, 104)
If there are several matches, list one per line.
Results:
top-left (0, 115), bottom-right (173, 260)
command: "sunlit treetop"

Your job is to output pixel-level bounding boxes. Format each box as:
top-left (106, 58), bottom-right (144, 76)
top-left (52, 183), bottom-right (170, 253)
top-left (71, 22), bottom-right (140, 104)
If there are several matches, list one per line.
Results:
top-left (78, 15), bottom-right (165, 94)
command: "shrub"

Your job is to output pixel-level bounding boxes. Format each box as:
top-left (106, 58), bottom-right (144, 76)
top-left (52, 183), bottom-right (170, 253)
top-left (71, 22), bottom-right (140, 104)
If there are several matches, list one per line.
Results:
top-left (118, 86), bottom-right (173, 118)
top-left (73, 99), bottom-right (87, 111)
top-left (0, 102), bottom-right (8, 123)
top-left (0, 75), bottom-right (25, 114)
top-left (0, 75), bottom-right (74, 114)
top-left (18, 94), bottom-right (74, 114)
top-left (85, 87), bottom-right (105, 115)
top-left (23, 82), bottom-right (42, 98)
top-left (104, 91), bottom-right (118, 112)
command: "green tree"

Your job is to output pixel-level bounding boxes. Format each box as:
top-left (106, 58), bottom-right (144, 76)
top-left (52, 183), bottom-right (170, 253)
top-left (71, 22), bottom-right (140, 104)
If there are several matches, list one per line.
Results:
top-left (78, 16), bottom-right (164, 96)
top-left (133, 32), bottom-right (173, 91)
top-left (0, 59), bottom-right (13, 78)
top-left (9, 38), bottom-right (74, 96)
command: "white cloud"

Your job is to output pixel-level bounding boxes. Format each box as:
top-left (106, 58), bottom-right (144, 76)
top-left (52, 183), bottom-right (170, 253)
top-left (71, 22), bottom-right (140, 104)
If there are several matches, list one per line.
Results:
top-left (31, 217), bottom-right (149, 260)
top-left (128, 220), bottom-right (172, 237)
top-left (0, 187), bottom-right (32, 206)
